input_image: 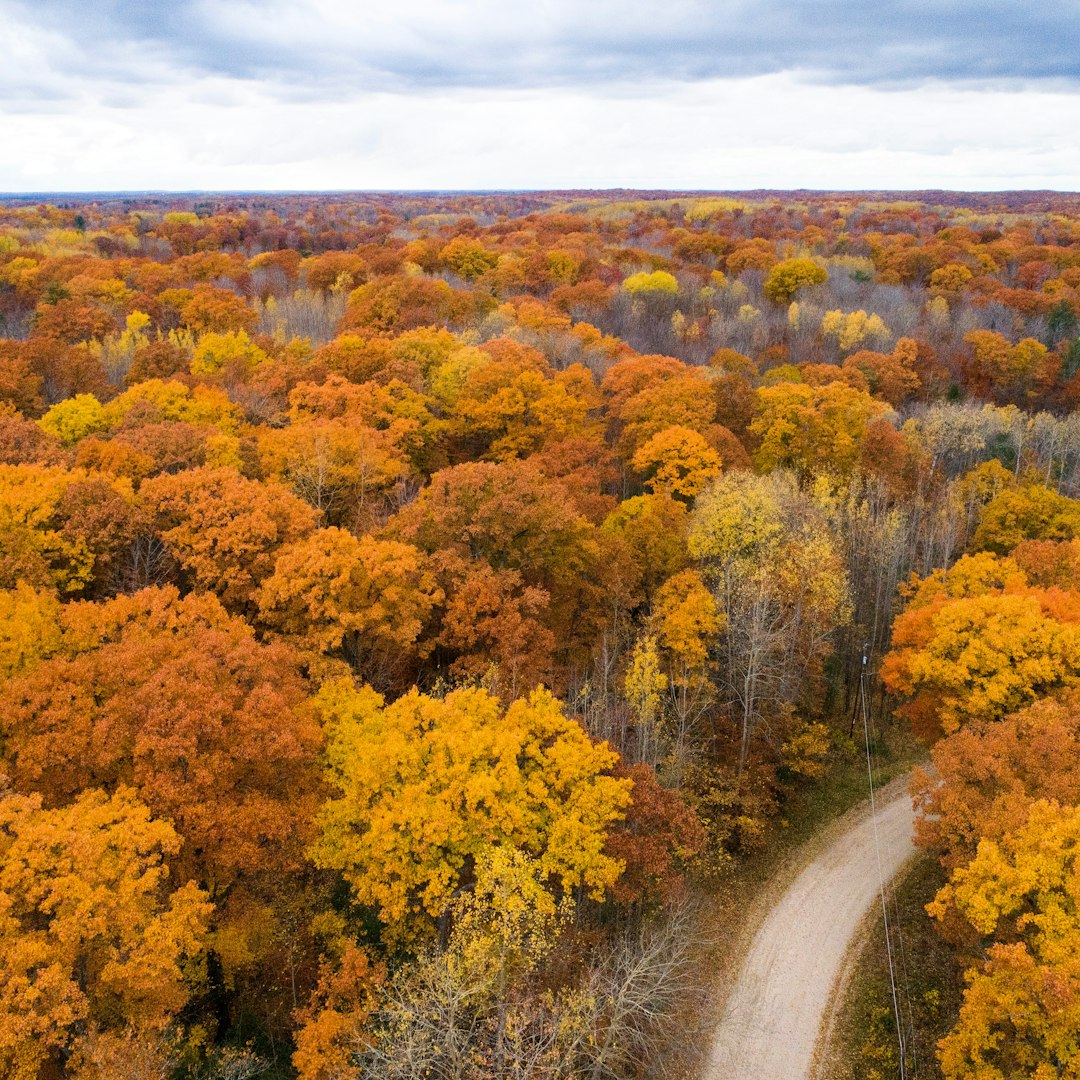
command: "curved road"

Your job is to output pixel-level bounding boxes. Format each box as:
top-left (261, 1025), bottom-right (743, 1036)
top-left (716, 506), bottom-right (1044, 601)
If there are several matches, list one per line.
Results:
top-left (705, 780), bottom-right (916, 1080)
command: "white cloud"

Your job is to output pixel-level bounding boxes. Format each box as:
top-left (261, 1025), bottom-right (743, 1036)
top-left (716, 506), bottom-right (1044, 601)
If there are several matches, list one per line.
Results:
top-left (2, 72), bottom-right (1080, 191)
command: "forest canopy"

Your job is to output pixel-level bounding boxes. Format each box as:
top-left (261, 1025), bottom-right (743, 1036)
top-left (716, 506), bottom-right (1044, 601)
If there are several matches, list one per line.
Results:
top-left (4, 188), bottom-right (1080, 1079)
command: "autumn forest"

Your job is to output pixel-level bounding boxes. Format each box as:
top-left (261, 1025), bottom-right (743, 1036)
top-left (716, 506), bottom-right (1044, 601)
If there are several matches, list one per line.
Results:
top-left (3, 189), bottom-right (1080, 1079)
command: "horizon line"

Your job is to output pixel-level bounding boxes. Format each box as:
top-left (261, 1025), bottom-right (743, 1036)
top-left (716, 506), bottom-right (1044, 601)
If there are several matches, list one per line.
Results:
top-left (2, 186), bottom-right (1080, 198)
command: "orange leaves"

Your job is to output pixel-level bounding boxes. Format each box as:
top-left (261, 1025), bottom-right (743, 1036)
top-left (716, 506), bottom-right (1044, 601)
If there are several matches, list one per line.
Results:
top-left (3, 592), bottom-right (322, 892)
top-left (884, 586), bottom-right (1080, 740)
top-left (449, 358), bottom-right (601, 461)
top-left (291, 944), bottom-right (385, 1080)
top-left (257, 527), bottom-right (439, 686)
top-left (341, 274), bottom-right (492, 335)
top-left (387, 458), bottom-right (608, 688)
top-left (915, 691), bottom-right (1080, 869)
top-left (141, 465), bottom-right (319, 611)
top-left (963, 329), bottom-right (1059, 402)
top-left (258, 418), bottom-right (407, 528)
top-left (841, 338), bottom-right (922, 405)
top-left (0, 463), bottom-right (137, 594)
top-left (885, 550), bottom-right (1080, 737)
top-left (632, 425), bottom-right (722, 502)
top-left (0, 787), bottom-right (211, 1077)
top-left (615, 370), bottom-right (716, 458)
top-left (603, 763), bottom-right (705, 908)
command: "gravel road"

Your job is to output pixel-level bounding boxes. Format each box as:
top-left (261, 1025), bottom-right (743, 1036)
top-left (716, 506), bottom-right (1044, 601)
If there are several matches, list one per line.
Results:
top-left (705, 778), bottom-right (917, 1080)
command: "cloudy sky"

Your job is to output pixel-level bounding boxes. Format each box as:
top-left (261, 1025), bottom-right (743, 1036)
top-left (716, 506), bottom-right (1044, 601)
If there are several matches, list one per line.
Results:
top-left (3, 0), bottom-right (1079, 192)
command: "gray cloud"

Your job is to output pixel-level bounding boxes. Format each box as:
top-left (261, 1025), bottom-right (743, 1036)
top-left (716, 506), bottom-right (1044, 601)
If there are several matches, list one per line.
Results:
top-left (4, 0), bottom-right (1079, 105)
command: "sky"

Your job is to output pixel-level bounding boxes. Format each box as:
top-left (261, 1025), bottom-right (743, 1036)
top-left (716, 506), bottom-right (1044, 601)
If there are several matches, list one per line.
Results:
top-left (3, 0), bottom-right (1080, 192)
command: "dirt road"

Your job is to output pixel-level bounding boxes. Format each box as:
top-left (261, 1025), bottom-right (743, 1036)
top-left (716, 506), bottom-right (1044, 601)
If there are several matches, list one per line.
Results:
top-left (705, 778), bottom-right (917, 1080)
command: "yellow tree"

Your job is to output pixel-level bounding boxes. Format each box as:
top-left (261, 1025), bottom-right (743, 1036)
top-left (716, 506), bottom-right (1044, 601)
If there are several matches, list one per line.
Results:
top-left (601, 493), bottom-right (689, 609)
top-left (689, 470), bottom-right (849, 776)
top-left (763, 257), bottom-right (827, 304)
top-left (310, 679), bottom-right (631, 936)
top-left (0, 582), bottom-right (63, 678)
top-left (622, 270), bottom-right (678, 296)
top-left (189, 328), bottom-right (269, 375)
top-left (881, 555), bottom-right (1080, 740)
top-left (750, 381), bottom-right (888, 476)
top-left (623, 635), bottom-right (669, 768)
top-left (820, 309), bottom-right (890, 353)
top-left (931, 800), bottom-right (1080, 1080)
top-left (972, 483), bottom-right (1080, 555)
top-left (648, 569), bottom-right (723, 782)
top-left (631, 426), bottom-right (722, 503)
top-left (37, 393), bottom-right (107, 445)
top-left (0, 787), bottom-right (210, 1079)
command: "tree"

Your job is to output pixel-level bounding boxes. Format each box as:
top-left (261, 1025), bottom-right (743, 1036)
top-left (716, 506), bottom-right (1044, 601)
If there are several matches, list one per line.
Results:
top-left (434, 562), bottom-right (557, 697)
top-left (972, 483), bottom-right (1080, 555)
top-left (439, 236), bottom-right (499, 281)
top-left (842, 338), bottom-right (922, 406)
top-left (928, 262), bottom-right (973, 297)
top-left (882, 556), bottom-right (1080, 740)
top-left (310, 679), bottom-right (631, 934)
top-left (386, 459), bottom-right (606, 675)
top-left (1, 586), bottom-right (323, 899)
top-left (603, 764), bottom-right (705, 907)
top-left (258, 418), bottom-right (408, 528)
top-left (353, 901), bottom-right (697, 1080)
top-left (602, 494), bottom-right (689, 609)
top-left (256, 527), bottom-right (439, 686)
top-left (689, 471), bottom-right (850, 776)
top-left (141, 466), bottom-right (319, 612)
top-left (102, 379), bottom-right (244, 434)
top-left (284, 374), bottom-right (444, 476)
top-left (763, 258), bottom-right (827, 304)
top-left (914, 690), bottom-right (1080, 869)
top-left (600, 354), bottom-right (691, 417)
top-left (647, 569), bottom-right (723, 781)
top-left (632, 426), bottom-right (722, 502)
top-left (291, 943), bottom-right (385, 1080)
top-left (0, 408), bottom-right (66, 467)
top-left (622, 271), bottom-right (678, 296)
top-left (0, 463), bottom-right (136, 594)
top-left (341, 274), bottom-right (489, 335)
top-left (529, 434), bottom-right (620, 524)
top-left (750, 381), bottom-right (888, 476)
top-left (449, 361), bottom-right (600, 461)
top-left (615, 373), bottom-right (717, 458)
top-left (37, 393), bottom-right (108, 446)
top-left (189, 329), bottom-right (269, 376)
top-left (1011, 538), bottom-right (1080, 589)
top-left (931, 800), bottom-right (1080, 1080)
top-left (964, 330), bottom-right (1057, 401)
top-left (0, 786), bottom-right (210, 1079)
top-left (819, 309), bottom-right (888, 353)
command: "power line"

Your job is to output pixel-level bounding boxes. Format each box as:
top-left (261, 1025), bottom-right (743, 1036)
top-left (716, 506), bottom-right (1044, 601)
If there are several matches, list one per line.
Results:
top-left (859, 644), bottom-right (907, 1080)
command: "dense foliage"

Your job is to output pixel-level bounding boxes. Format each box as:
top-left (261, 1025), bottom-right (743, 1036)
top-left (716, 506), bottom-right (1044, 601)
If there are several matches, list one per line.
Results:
top-left (3, 188), bottom-right (1080, 1077)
